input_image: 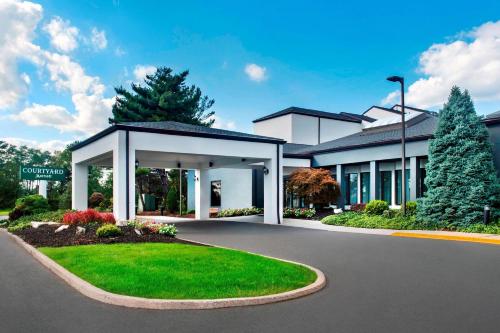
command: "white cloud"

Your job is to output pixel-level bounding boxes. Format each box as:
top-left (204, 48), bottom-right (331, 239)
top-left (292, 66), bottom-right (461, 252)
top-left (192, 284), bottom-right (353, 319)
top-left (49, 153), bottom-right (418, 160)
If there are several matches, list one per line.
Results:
top-left (43, 16), bottom-right (79, 53)
top-left (133, 65), bottom-right (156, 81)
top-left (381, 90), bottom-right (399, 106)
top-left (1, 137), bottom-right (71, 152)
top-left (244, 63), bottom-right (267, 82)
top-left (210, 115), bottom-right (237, 130)
top-left (12, 103), bottom-right (73, 130)
top-left (383, 21), bottom-right (500, 109)
top-left (90, 27), bottom-right (107, 50)
top-left (0, 0), bottom-right (42, 109)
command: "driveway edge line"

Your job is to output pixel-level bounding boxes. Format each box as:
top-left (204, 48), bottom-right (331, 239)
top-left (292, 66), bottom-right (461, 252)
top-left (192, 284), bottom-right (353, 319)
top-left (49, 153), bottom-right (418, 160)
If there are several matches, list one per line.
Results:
top-left (391, 231), bottom-right (500, 245)
top-left (1, 229), bottom-right (326, 310)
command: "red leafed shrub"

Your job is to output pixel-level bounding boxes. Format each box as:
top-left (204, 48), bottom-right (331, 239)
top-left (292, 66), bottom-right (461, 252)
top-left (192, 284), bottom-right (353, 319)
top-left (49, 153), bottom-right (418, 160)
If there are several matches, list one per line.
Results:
top-left (350, 203), bottom-right (366, 212)
top-left (63, 209), bottom-right (116, 225)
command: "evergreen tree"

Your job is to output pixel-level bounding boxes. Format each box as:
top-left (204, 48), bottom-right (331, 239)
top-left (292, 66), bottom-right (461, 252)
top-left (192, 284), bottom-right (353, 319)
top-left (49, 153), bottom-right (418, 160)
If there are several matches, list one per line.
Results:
top-left (417, 87), bottom-right (499, 227)
top-left (109, 67), bottom-right (215, 126)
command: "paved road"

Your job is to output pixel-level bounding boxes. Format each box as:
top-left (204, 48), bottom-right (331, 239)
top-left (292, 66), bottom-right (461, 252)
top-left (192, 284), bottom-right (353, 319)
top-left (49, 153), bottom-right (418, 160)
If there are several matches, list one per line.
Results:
top-left (1, 222), bottom-right (500, 333)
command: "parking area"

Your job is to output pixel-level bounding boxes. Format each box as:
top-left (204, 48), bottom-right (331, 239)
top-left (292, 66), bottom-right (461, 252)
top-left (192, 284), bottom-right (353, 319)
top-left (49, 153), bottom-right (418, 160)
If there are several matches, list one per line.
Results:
top-left (1, 221), bottom-right (500, 333)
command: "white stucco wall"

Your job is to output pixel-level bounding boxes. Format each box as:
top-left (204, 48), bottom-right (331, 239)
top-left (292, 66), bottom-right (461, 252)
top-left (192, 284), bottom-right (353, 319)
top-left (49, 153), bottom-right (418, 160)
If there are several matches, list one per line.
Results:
top-left (319, 118), bottom-right (361, 143)
top-left (206, 168), bottom-right (253, 209)
top-left (290, 114), bottom-right (319, 145)
top-left (253, 114), bottom-right (293, 142)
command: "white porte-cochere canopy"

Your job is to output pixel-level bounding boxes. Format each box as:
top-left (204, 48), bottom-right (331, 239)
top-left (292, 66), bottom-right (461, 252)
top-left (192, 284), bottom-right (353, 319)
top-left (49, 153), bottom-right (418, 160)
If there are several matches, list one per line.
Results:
top-left (71, 121), bottom-right (285, 224)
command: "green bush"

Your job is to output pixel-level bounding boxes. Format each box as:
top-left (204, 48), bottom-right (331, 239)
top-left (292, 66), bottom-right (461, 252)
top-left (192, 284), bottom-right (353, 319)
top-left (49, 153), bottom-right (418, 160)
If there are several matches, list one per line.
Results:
top-left (9, 195), bottom-right (50, 221)
top-left (405, 201), bottom-right (417, 216)
top-left (217, 207), bottom-right (263, 218)
top-left (166, 187), bottom-right (179, 212)
top-left (365, 200), bottom-right (389, 215)
top-left (322, 212), bottom-right (421, 230)
top-left (321, 211), bottom-right (359, 225)
top-left (283, 208), bottom-right (316, 219)
top-left (158, 224), bottom-right (177, 237)
top-left (96, 224), bottom-right (123, 238)
top-left (8, 222), bottom-right (31, 233)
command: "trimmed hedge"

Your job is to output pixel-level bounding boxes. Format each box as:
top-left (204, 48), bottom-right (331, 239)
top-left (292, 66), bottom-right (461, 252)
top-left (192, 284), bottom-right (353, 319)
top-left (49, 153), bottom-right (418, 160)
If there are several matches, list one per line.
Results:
top-left (217, 207), bottom-right (263, 218)
top-left (364, 200), bottom-right (389, 215)
top-left (9, 195), bottom-right (50, 221)
top-left (96, 224), bottom-right (123, 238)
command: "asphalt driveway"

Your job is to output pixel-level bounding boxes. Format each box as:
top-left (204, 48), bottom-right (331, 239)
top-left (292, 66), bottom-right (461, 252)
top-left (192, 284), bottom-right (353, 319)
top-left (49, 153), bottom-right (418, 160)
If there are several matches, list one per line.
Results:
top-left (1, 221), bottom-right (500, 333)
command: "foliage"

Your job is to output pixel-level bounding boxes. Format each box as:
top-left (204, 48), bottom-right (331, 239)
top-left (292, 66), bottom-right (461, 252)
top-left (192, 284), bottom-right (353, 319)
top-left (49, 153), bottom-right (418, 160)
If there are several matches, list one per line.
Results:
top-left (158, 224), bottom-right (178, 237)
top-left (62, 209), bottom-right (115, 225)
top-left (322, 212), bottom-right (421, 230)
top-left (96, 224), bottom-right (123, 238)
top-left (9, 194), bottom-right (50, 221)
top-left (8, 222), bottom-right (32, 233)
top-left (88, 192), bottom-right (105, 208)
top-left (350, 203), bottom-right (366, 212)
top-left (166, 186), bottom-right (179, 212)
top-left (217, 207), bottom-right (264, 217)
top-left (283, 208), bottom-right (316, 219)
top-left (418, 87), bottom-right (500, 227)
top-left (405, 201), bottom-right (417, 216)
top-left (6, 210), bottom-right (68, 231)
top-left (364, 200), bottom-right (389, 215)
top-left (40, 243), bottom-right (317, 299)
top-left (452, 222), bottom-right (500, 234)
top-left (286, 168), bottom-right (340, 206)
top-left (110, 67), bottom-right (215, 126)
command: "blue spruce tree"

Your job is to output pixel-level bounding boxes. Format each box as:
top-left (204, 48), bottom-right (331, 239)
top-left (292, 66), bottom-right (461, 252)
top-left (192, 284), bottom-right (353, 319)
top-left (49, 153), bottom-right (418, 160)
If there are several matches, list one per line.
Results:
top-left (417, 87), bottom-right (499, 227)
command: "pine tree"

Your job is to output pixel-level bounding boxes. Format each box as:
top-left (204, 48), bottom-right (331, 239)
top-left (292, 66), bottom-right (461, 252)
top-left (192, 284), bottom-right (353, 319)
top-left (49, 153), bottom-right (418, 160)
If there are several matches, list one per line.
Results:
top-left (417, 87), bottom-right (500, 227)
top-left (110, 67), bottom-right (215, 126)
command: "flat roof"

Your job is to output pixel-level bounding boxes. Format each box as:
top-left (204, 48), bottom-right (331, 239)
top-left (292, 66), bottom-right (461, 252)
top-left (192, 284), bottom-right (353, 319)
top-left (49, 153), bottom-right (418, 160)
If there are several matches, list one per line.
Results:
top-left (71, 121), bottom-right (286, 151)
top-left (253, 106), bottom-right (362, 123)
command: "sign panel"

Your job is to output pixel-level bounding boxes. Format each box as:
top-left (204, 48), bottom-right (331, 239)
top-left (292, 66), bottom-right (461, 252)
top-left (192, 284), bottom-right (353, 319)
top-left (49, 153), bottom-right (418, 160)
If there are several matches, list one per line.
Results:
top-left (20, 165), bottom-right (67, 181)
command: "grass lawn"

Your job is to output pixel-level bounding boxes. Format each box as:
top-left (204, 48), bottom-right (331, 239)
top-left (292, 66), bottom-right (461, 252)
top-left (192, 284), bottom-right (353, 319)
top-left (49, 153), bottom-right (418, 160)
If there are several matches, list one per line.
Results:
top-left (40, 243), bottom-right (317, 299)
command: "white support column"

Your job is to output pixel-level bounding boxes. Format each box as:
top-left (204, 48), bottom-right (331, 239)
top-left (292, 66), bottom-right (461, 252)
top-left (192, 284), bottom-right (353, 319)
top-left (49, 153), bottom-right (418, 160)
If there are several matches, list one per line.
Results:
top-left (357, 172), bottom-right (362, 204)
top-left (410, 156), bottom-right (419, 201)
top-left (38, 180), bottom-right (48, 198)
top-left (336, 164), bottom-right (345, 208)
top-left (369, 161), bottom-right (379, 201)
top-left (263, 145), bottom-right (283, 224)
top-left (195, 169), bottom-right (210, 220)
top-left (72, 162), bottom-right (88, 210)
top-left (113, 131), bottom-right (128, 222)
top-left (391, 169), bottom-right (397, 207)
top-left (128, 147), bottom-right (136, 221)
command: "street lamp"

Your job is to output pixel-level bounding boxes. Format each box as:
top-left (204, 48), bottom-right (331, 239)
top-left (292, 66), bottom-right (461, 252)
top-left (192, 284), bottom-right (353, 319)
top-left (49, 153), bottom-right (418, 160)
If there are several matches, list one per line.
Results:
top-left (386, 75), bottom-right (406, 215)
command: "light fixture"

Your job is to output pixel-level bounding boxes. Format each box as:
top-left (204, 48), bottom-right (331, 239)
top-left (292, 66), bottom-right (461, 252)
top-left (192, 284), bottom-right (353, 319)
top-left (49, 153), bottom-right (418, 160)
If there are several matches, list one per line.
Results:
top-left (209, 161), bottom-right (214, 167)
top-left (263, 166), bottom-right (269, 175)
top-left (386, 75), bottom-right (406, 214)
top-left (194, 176), bottom-right (199, 182)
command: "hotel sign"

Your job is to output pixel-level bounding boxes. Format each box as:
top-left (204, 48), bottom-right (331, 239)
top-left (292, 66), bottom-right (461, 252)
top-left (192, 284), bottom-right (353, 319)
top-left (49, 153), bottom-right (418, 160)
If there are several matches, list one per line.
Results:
top-left (20, 165), bottom-right (67, 181)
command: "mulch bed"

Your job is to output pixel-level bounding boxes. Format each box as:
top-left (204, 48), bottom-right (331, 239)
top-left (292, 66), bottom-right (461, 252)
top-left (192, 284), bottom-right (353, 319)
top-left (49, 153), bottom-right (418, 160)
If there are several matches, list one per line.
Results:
top-left (13, 224), bottom-right (203, 248)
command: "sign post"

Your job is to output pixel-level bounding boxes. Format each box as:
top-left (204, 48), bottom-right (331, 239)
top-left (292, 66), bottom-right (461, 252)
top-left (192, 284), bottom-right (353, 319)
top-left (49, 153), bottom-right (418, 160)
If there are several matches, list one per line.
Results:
top-left (19, 165), bottom-right (67, 198)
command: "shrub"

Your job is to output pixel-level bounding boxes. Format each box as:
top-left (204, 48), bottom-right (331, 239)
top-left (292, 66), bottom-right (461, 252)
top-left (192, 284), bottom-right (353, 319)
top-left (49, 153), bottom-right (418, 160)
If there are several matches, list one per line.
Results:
top-left (365, 200), bottom-right (389, 215)
top-left (350, 203), bottom-right (366, 212)
top-left (7, 222), bottom-right (31, 233)
top-left (283, 208), bottom-right (316, 219)
top-left (321, 211), bottom-right (359, 225)
top-left (286, 168), bottom-right (340, 206)
top-left (166, 187), bottom-right (179, 212)
top-left (159, 224), bottom-right (177, 237)
top-left (217, 207), bottom-right (263, 218)
top-left (96, 224), bottom-right (123, 238)
top-left (89, 192), bottom-right (105, 208)
top-left (63, 209), bottom-right (115, 225)
top-left (9, 195), bottom-right (50, 221)
top-left (405, 201), bottom-right (417, 216)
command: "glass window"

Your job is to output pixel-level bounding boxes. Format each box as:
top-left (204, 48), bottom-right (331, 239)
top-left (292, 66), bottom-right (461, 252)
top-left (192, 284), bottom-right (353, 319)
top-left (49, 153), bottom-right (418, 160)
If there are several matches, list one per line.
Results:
top-left (380, 171), bottom-right (392, 204)
top-left (419, 168), bottom-right (427, 197)
top-left (360, 172), bottom-right (370, 203)
top-left (346, 173), bottom-right (358, 205)
top-left (210, 180), bottom-right (221, 207)
top-left (396, 170), bottom-right (410, 205)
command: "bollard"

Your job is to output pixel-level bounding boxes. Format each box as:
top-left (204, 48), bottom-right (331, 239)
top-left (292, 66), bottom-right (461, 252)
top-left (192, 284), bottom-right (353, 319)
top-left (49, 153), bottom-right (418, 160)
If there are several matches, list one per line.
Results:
top-left (484, 205), bottom-right (491, 225)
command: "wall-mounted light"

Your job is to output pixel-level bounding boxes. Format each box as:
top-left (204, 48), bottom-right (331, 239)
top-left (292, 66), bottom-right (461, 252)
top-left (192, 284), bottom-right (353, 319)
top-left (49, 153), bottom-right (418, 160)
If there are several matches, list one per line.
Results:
top-left (241, 158), bottom-right (247, 162)
top-left (263, 166), bottom-right (269, 175)
top-left (209, 162), bottom-right (214, 167)
top-left (194, 176), bottom-right (199, 182)
top-left (177, 162), bottom-right (181, 168)
top-left (135, 160), bottom-right (139, 168)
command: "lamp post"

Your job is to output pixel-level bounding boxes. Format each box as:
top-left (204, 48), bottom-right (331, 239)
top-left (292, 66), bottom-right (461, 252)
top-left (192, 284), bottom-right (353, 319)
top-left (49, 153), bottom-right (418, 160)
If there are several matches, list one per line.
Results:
top-left (386, 75), bottom-right (406, 215)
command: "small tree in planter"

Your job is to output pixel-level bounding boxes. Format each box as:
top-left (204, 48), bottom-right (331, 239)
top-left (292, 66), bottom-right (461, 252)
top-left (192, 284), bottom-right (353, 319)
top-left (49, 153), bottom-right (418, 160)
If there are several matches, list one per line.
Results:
top-left (286, 168), bottom-right (340, 209)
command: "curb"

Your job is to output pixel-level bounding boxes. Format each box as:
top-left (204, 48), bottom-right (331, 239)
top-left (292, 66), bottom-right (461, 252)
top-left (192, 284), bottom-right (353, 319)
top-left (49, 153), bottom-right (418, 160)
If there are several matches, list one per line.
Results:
top-left (1, 229), bottom-right (326, 310)
top-left (391, 232), bottom-right (500, 246)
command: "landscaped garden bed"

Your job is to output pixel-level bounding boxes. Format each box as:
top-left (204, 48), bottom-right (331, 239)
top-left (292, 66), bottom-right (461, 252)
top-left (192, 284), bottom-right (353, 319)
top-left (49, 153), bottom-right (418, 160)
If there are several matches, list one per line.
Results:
top-left (39, 243), bottom-right (317, 299)
top-left (12, 224), bottom-right (198, 247)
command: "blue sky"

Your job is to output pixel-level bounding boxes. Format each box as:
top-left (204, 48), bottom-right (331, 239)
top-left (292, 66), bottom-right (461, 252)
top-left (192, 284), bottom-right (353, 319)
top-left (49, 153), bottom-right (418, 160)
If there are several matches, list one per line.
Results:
top-left (1, 0), bottom-right (499, 151)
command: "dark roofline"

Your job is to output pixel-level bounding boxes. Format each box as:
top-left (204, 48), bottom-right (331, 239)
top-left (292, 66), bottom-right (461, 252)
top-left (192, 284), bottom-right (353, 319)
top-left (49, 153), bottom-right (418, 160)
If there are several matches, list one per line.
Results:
top-left (252, 107), bottom-right (361, 124)
top-left (339, 112), bottom-right (376, 122)
top-left (306, 134), bottom-right (433, 156)
top-left (71, 124), bottom-right (285, 151)
top-left (362, 105), bottom-right (402, 115)
top-left (393, 104), bottom-right (438, 115)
